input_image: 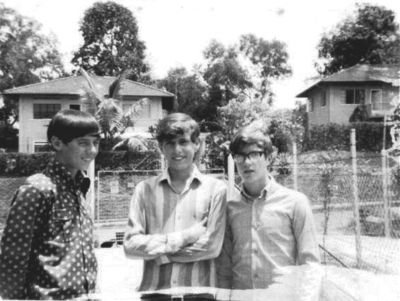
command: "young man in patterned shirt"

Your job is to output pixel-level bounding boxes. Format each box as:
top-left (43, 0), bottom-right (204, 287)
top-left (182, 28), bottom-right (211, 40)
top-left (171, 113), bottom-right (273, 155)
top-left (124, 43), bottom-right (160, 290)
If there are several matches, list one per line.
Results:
top-left (124, 113), bottom-right (227, 301)
top-left (0, 109), bottom-right (100, 299)
top-left (217, 124), bottom-right (320, 290)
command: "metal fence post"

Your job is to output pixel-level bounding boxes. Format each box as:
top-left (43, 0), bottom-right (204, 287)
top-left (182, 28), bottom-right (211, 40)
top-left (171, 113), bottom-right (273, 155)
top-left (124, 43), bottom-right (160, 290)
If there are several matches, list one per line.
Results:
top-left (382, 150), bottom-right (390, 238)
top-left (87, 160), bottom-right (96, 221)
top-left (160, 154), bottom-right (166, 170)
top-left (292, 141), bottom-right (298, 190)
top-left (227, 154), bottom-right (235, 201)
top-left (351, 129), bottom-right (362, 268)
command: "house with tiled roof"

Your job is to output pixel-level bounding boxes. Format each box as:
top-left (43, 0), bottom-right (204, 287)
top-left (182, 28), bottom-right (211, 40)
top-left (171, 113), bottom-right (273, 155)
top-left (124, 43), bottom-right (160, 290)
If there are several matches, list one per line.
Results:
top-left (2, 75), bottom-right (174, 153)
top-left (296, 64), bottom-right (400, 128)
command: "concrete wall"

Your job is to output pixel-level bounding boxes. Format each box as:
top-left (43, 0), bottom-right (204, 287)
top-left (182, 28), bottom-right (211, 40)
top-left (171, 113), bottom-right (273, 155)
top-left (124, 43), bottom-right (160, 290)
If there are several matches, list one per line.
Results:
top-left (308, 83), bottom-right (399, 127)
top-left (19, 96), bottom-right (165, 153)
top-left (19, 97), bottom-right (82, 153)
top-left (307, 87), bottom-right (330, 127)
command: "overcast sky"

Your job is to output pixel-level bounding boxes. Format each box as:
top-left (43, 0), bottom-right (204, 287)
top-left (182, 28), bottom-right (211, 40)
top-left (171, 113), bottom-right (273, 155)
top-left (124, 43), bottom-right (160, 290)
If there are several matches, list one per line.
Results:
top-left (1, 0), bottom-right (399, 108)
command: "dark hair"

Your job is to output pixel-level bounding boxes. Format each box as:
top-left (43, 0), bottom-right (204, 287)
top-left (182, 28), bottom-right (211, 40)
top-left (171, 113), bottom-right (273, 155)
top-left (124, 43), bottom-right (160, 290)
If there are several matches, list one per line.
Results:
top-left (230, 124), bottom-right (273, 156)
top-left (47, 109), bottom-right (100, 144)
top-left (156, 113), bottom-right (200, 144)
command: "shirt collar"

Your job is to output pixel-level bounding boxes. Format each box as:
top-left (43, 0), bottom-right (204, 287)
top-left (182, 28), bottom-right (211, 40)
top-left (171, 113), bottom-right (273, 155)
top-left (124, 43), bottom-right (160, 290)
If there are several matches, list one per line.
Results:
top-left (159, 164), bottom-right (203, 186)
top-left (240, 175), bottom-right (278, 202)
top-left (46, 159), bottom-right (91, 195)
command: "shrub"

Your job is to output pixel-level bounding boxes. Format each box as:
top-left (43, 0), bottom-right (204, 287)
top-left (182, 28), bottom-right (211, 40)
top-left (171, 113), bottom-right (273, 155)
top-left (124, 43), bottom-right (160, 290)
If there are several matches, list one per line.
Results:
top-left (303, 122), bottom-right (392, 152)
top-left (0, 151), bottom-right (161, 177)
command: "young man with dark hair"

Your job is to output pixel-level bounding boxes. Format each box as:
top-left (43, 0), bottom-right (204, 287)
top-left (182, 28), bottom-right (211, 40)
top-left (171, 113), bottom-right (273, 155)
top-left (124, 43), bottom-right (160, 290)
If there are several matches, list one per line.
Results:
top-left (0, 109), bottom-right (100, 300)
top-left (124, 113), bottom-right (227, 300)
top-left (217, 124), bottom-right (320, 290)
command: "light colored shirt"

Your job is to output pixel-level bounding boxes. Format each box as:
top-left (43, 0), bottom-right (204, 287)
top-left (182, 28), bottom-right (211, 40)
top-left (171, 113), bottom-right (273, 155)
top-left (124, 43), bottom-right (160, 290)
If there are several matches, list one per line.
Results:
top-left (217, 177), bottom-right (320, 290)
top-left (0, 159), bottom-right (97, 300)
top-left (124, 166), bottom-right (227, 291)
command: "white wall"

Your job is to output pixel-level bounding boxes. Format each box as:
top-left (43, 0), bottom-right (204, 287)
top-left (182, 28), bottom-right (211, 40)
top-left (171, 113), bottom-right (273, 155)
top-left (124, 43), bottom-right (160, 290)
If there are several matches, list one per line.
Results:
top-left (19, 96), bottom-right (165, 153)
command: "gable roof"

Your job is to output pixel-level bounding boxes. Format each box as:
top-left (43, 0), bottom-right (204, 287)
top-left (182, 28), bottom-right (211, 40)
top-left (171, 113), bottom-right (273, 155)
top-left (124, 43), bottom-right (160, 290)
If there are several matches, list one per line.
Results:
top-left (297, 64), bottom-right (400, 98)
top-left (2, 75), bottom-right (174, 98)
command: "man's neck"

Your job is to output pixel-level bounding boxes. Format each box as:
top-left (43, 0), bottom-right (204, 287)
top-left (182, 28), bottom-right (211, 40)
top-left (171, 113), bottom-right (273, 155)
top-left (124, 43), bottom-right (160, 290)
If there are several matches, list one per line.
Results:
top-left (243, 176), bottom-right (269, 198)
top-left (54, 154), bottom-right (78, 178)
top-left (168, 165), bottom-right (194, 184)
top-left (166, 165), bottom-right (195, 194)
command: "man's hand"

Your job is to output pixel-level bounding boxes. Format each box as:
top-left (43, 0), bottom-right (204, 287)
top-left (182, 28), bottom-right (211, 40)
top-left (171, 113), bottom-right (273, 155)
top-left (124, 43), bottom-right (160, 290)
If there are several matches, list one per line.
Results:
top-left (182, 217), bottom-right (208, 245)
top-left (146, 235), bottom-right (167, 256)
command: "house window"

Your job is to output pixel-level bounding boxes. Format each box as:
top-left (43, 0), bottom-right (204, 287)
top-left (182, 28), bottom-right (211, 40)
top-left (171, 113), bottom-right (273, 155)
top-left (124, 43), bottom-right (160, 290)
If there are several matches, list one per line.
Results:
top-left (309, 98), bottom-right (314, 112)
top-left (345, 89), bottom-right (365, 104)
top-left (321, 91), bottom-right (327, 107)
top-left (69, 104), bottom-right (81, 111)
top-left (33, 103), bottom-right (61, 119)
top-left (34, 142), bottom-right (52, 152)
top-left (370, 90), bottom-right (382, 110)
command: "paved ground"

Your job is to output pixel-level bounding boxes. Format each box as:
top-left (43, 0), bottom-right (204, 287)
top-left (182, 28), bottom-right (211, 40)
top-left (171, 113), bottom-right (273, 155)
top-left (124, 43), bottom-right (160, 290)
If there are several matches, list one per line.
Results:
top-left (94, 247), bottom-right (400, 301)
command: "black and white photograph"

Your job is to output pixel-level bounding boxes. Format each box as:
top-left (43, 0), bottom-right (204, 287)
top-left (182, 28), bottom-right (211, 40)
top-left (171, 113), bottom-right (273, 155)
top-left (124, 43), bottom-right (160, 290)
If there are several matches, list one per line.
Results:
top-left (0, 0), bottom-right (400, 300)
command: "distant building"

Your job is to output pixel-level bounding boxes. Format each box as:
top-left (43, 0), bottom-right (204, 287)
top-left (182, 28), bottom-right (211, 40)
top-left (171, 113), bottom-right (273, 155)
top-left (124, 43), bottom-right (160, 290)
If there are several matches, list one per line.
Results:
top-left (296, 64), bottom-right (400, 128)
top-left (2, 75), bottom-right (174, 153)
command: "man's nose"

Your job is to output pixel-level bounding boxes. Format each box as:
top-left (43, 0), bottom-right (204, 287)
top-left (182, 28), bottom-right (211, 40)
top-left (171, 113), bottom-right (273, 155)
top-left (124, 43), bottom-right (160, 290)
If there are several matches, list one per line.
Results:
top-left (88, 143), bottom-right (98, 155)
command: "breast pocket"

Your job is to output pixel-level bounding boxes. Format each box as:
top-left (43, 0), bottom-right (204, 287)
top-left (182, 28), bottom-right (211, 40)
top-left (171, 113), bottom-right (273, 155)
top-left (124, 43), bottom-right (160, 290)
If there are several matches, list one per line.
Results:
top-left (51, 207), bottom-right (75, 242)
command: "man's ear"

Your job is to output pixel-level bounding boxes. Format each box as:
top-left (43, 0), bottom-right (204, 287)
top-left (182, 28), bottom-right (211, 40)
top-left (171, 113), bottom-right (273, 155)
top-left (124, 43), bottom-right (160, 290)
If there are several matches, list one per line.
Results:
top-left (50, 136), bottom-right (63, 151)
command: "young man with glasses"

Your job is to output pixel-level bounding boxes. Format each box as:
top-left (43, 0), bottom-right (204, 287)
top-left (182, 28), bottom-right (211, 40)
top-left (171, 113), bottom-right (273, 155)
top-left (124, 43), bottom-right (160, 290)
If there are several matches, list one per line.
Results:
top-left (217, 124), bottom-right (319, 290)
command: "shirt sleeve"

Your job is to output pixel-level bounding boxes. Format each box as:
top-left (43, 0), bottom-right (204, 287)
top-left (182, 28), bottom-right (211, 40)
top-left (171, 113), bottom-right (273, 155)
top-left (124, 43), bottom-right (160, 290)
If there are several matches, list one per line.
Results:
top-left (216, 217), bottom-right (233, 289)
top-left (165, 187), bottom-right (227, 263)
top-left (0, 186), bottom-right (42, 300)
top-left (123, 181), bottom-right (168, 260)
top-left (293, 194), bottom-right (320, 265)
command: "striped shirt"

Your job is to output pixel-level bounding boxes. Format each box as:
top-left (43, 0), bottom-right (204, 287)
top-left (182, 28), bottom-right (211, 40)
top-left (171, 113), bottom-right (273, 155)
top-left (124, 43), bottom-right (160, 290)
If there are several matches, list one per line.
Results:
top-left (123, 166), bottom-right (227, 291)
top-left (217, 177), bottom-right (320, 290)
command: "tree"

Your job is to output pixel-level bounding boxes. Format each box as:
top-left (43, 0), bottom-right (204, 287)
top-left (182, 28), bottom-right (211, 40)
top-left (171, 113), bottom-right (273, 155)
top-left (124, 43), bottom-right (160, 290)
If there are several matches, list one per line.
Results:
top-left (157, 67), bottom-right (209, 120)
top-left (317, 3), bottom-right (400, 75)
top-left (202, 40), bottom-right (253, 120)
top-left (72, 1), bottom-right (149, 82)
top-left (201, 36), bottom-right (291, 121)
top-left (79, 68), bottom-right (150, 151)
top-left (239, 34), bottom-right (292, 98)
top-left (0, 3), bottom-right (65, 149)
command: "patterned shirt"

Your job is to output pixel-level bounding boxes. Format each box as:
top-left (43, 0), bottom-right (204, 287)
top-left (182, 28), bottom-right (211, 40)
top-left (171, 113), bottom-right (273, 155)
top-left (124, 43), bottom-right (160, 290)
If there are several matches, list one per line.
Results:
top-left (0, 159), bottom-right (97, 300)
top-left (124, 166), bottom-right (227, 291)
top-left (217, 177), bottom-right (320, 290)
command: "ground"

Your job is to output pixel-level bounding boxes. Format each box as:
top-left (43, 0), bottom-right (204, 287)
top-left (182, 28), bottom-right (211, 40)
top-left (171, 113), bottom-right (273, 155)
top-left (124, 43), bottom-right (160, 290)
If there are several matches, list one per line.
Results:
top-left (94, 248), bottom-right (400, 301)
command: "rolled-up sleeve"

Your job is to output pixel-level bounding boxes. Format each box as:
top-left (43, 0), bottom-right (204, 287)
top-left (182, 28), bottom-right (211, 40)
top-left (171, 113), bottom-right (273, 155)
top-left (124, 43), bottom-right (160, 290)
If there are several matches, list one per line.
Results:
top-left (0, 186), bottom-right (41, 300)
top-left (123, 182), bottom-right (166, 260)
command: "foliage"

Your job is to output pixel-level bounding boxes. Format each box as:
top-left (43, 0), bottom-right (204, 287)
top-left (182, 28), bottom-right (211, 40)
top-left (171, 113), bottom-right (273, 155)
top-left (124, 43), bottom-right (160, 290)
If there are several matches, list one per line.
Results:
top-left (199, 35), bottom-right (291, 122)
top-left (78, 68), bottom-right (150, 151)
top-left (0, 150), bottom-right (160, 176)
top-left (156, 67), bottom-right (208, 120)
top-left (0, 3), bottom-right (65, 145)
top-left (217, 96), bottom-right (272, 140)
top-left (239, 34), bottom-right (292, 97)
top-left (72, 1), bottom-right (149, 82)
top-left (316, 3), bottom-right (400, 75)
top-left (303, 122), bottom-right (392, 152)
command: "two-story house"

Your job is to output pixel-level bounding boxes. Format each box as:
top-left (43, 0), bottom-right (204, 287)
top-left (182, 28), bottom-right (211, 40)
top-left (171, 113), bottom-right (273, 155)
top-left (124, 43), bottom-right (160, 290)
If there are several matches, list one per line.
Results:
top-left (296, 64), bottom-right (400, 128)
top-left (2, 75), bottom-right (175, 153)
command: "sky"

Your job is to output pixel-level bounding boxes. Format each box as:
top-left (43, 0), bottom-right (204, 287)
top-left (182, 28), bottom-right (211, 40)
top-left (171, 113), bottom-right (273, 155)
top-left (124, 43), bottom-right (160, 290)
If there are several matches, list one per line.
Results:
top-left (1, 0), bottom-right (399, 108)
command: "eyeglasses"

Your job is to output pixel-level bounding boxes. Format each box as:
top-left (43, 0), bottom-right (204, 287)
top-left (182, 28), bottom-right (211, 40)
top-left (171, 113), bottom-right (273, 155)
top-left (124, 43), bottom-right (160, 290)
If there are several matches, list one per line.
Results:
top-left (232, 151), bottom-right (264, 163)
